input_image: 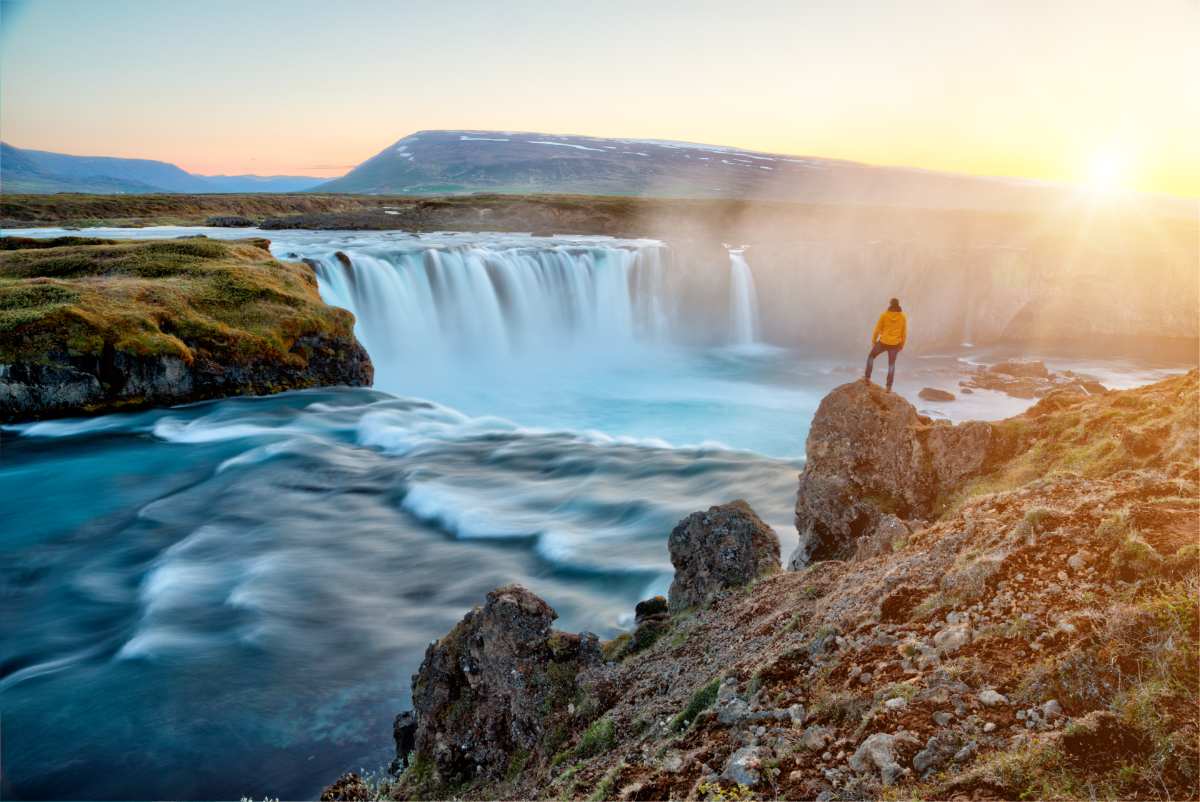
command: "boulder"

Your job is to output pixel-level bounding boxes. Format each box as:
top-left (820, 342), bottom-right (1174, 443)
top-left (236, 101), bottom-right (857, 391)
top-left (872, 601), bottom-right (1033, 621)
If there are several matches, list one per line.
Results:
top-left (913, 731), bottom-right (964, 776)
top-left (320, 772), bottom-right (370, 801)
top-left (667, 501), bottom-right (780, 612)
top-left (409, 584), bottom-right (601, 784)
top-left (978, 689), bottom-right (1007, 707)
top-left (788, 382), bottom-right (997, 570)
top-left (848, 731), bottom-right (919, 785)
top-left (919, 387), bottom-right (956, 402)
top-left (989, 360), bottom-right (1051, 379)
top-left (722, 746), bottom-right (765, 787)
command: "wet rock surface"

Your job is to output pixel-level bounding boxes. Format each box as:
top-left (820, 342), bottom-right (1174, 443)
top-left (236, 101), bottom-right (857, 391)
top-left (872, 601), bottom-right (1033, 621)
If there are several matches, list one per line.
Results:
top-left (960, 360), bottom-right (1108, 400)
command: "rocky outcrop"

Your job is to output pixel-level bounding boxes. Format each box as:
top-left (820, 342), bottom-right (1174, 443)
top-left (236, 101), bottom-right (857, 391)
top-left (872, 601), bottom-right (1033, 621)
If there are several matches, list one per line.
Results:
top-left (0, 334), bottom-right (372, 422)
top-left (960, 361), bottom-right (1108, 399)
top-left (788, 381), bottom-right (999, 569)
top-left (336, 372), bottom-right (1198, 802)
top-left (0, 237), bottom-right (373, 422)
top-left (667, 500), bottom-right (781, 612)
top-left (408, 584), bottom-right (602, 786)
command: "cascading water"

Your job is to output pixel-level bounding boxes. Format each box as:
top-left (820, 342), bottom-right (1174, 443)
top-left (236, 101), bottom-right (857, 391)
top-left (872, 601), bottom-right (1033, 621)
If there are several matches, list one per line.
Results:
top-left (728, 248), bottom-right (762, 345)
top-left (309, 238), bottom-right (676, 388)
top-left (7, 225), bottom-right (1160, 802)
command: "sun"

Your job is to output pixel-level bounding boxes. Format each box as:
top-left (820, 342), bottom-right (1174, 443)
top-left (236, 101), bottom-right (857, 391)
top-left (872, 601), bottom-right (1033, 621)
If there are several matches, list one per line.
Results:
top-left (1084, 146), bottom-right (1130, 193)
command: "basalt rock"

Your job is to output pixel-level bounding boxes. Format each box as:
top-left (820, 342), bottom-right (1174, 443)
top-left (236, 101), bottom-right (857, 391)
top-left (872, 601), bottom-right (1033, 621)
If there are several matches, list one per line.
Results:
top-left (407, 584), bottom-right (602, 786)
top-left (788, 381), bottom-right (998, 569)
top-left (667, 500), bottom-right (780, 612)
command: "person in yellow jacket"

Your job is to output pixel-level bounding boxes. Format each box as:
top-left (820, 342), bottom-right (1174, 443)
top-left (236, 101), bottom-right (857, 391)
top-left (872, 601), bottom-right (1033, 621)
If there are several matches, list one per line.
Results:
top-left (864, 298), bottom-right (907, 391)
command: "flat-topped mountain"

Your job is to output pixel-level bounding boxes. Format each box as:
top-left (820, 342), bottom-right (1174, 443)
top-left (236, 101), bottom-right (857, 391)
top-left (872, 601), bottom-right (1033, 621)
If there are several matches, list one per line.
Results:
top-left (316, 130), bottom-right (1195, 215)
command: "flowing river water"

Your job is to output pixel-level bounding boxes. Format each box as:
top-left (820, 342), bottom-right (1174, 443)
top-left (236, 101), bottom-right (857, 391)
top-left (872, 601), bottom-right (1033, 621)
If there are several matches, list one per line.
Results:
top-left (0, 227), bottom-right (1186, 800)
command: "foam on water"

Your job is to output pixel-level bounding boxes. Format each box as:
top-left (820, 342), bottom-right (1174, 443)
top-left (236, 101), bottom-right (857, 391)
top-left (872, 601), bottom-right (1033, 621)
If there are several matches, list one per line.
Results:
top-left (1, 226), bottom-right (1191, 800)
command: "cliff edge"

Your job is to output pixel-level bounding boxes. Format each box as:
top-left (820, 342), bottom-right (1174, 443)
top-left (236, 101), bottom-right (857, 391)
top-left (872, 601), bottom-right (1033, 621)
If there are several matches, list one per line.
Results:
top-left (327, 371), bottom-right (1199, 802)
top-left (0, 236), bottom-right (373, 421)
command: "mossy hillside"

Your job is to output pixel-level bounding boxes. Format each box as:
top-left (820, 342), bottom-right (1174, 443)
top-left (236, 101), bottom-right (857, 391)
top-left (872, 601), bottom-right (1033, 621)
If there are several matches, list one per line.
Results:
top-left (939, 374), bottom-right (1199, 514)
top-left (0, 236), bottom-right (358, 368)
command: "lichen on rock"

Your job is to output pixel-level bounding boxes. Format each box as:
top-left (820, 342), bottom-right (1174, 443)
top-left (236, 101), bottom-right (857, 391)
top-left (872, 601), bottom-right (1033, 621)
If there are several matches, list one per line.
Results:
top-left (667, 500), bottom-right (781, 613)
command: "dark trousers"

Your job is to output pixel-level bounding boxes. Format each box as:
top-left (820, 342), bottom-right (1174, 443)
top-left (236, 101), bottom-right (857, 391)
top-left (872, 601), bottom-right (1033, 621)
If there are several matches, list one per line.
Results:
top-left (865, 341), bottom-right (900, 389)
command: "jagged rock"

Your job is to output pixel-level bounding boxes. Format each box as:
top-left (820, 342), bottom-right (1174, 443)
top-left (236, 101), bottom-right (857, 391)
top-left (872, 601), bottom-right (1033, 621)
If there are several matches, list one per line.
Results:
top-left (788, 382), bottom-right (996, 569)
top-left (715, 679), bottom-right (752, 725)
top-left (919, 387), bottom-right (956, 402)
top-left (722, 746), bottom-right (765, 787)
top-left (320, 772), bottom-right (370, 801)
top-left (388, 711), bottom-right (417, 775)
top-left (668, 501), bottom-right (780, 612)
top-left (848, 731), bottom-right (919, 785)
top-left (635, 595), bottom-right (669, 622)
top-left (990, 360), bottom-right (1051, 379)
top-left (924, 421), bottom-right (996, 489)
top-left (913, 732), bottom-right (964, 776)
top-left (409, 584), bottom-right (601, 784)
top-left (627, 594), bottom-right (671, 653)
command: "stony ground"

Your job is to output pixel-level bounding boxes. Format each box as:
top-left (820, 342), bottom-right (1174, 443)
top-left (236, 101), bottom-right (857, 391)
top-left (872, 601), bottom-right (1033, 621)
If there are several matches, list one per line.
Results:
top-left (338, 371), bottom-right (1198, 802)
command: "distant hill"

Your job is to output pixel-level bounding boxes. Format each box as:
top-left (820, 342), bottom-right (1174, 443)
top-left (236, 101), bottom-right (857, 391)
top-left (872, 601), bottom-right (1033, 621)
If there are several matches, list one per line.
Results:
top-left (317, 130), bottom-right (1195, 215)
top-left (0, 143), bottom-right (326, 194)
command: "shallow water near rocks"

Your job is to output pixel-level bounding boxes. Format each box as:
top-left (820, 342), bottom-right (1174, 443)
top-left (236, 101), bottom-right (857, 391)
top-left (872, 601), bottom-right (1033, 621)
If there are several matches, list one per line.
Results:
top-left (0, 227), bottom-right (1187, 800)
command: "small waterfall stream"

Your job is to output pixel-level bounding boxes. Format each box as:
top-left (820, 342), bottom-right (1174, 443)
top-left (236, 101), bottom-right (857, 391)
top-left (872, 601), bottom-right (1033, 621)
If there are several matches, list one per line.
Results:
top-left (728, 248), bottom-right (762, 345)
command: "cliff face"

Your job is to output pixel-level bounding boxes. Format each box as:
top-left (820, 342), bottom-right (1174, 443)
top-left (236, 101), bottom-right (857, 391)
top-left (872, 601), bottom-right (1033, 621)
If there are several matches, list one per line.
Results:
top-left (0, 236), bottom-right (373, 421)
top-left (341, 371), bottom-right (1199, 802)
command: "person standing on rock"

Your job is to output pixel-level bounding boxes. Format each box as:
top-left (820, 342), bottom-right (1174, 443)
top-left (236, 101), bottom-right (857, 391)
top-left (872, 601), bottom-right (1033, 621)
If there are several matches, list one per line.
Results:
top-left (864, 298), bottom-right (907, 391)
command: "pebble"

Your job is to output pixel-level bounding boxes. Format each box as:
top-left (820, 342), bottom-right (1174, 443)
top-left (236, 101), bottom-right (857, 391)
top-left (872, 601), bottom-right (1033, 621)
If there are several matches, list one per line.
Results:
top-left (979, 689), bottom-right (1008, 706)
top-left (1041, 699), bottom-right (1063, 719)
top-left (884, 697), bottom-right (907, 711)
top-left (932, 711), bottom-right (953, 726)
top-left (983, 722), bottom-right (997, 733)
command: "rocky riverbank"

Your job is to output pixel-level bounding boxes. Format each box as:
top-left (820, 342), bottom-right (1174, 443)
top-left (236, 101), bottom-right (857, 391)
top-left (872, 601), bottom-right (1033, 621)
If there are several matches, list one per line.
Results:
top-left (327, 371), bottom-right (1199, 801)
top-left (0, 236), bottom-right (372, 421)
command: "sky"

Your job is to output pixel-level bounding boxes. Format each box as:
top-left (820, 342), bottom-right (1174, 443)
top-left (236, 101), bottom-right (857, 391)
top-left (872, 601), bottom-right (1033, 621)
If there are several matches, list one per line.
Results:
top-left (1, 0), bottom-right (1197, 196)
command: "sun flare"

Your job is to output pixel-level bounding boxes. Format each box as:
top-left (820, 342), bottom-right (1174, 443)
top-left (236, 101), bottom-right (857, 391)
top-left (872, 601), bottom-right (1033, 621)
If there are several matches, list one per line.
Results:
top-left (1085, 146), bottom-right (1131, 193)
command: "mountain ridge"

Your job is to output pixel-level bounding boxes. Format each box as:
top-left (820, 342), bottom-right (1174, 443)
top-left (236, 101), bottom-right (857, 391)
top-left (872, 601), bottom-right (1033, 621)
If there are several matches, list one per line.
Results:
top-left (0, 142), bottom-right (326, 194)
top-left (314, 130), bottom-right (1196, 216)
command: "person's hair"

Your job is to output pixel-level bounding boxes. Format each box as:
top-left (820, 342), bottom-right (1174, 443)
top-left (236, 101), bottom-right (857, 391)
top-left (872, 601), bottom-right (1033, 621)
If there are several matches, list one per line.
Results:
top-left (888, 298), bottom-right (902, 312)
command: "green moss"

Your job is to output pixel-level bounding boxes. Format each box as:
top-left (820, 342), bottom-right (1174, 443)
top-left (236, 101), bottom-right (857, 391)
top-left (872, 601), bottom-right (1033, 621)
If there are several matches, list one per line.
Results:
top-left (504, 748), bottom-right (530, 783)
top-left (670, 677), bottom-right (720, 732)
top-left (0, 237), bottom-right (355, 369)
top-left (587, 762), bottom-right (623, 802)
top-left (575, 716), bottom-right (616, 759)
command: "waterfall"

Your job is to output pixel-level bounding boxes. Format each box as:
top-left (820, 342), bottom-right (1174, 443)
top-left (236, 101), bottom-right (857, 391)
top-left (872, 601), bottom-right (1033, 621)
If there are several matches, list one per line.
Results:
top-left (309, 240), bottom-right (675, 386)
top-left (728, 249), bottom-right (761, 345)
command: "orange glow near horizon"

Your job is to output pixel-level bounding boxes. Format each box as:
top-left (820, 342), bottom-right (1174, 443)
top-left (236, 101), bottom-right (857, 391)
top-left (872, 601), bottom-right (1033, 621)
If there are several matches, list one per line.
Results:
top-left (1, 0), bottom-right (1197, 197)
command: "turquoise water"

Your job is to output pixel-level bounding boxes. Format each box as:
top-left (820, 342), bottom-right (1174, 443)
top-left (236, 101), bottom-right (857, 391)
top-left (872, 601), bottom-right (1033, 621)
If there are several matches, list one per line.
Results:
top-left (1, 227), bottom-right (1185, 800)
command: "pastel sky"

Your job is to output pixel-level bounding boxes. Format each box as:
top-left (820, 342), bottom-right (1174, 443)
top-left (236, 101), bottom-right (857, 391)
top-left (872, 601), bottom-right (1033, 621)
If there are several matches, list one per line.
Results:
top-left (2, 0), bottom-right (1197, 196)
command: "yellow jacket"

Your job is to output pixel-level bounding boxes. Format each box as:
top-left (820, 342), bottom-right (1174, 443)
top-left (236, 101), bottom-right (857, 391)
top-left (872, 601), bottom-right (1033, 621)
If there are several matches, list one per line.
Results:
top-left (872, 310), bottom-right (907, 347)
